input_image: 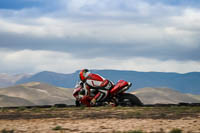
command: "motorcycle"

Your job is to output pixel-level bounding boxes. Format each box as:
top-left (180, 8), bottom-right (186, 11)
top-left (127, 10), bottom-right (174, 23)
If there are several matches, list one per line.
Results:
top-left (73, 80), bottom-right (143, 107)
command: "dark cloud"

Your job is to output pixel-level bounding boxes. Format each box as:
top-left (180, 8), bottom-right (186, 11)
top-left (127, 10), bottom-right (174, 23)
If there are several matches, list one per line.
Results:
top-left (0, 31), bottom-right (200, 62)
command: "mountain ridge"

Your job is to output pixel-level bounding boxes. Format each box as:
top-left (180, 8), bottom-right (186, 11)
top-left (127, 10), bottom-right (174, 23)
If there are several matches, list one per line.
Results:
top-left (0, 73), bottom-right (31, 88)
top-left (15, 70), bottom-right (200, 94)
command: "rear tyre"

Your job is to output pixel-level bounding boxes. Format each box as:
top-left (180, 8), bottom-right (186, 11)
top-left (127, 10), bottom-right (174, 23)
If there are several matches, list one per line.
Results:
top-left (118, 93), bottom-right (143, 106)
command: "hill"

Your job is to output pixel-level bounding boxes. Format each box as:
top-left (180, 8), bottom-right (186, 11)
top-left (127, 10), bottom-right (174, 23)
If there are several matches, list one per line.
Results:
top-left (0, 82), bottom-right (199, 106)
top-left (16, 70), bottom-right (200, 94)
top-left (0, 73), bottom-right (31, 88)
top-left (16, 71), bottom-right (77, 89)
top-left (0, 82), bottom-right (75, 107)
top-left (0, 95), bottom-right (34, 107)
top-left (132, 87), bottom-right (200, 104)
top-left (186, 94), bottom-right (200, 101)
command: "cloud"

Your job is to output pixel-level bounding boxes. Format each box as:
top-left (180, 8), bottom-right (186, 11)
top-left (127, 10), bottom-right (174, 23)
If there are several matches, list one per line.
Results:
top-left (0, 49), bottom-right (199, 74)
top-left (1, 12), bottom-right (200, 61)
top-left (0, 0), bottom-right (200, 73)
top-left (0, 49), bottom-right (77, 73)
top-left (0, 1), bottom-right (199, 44)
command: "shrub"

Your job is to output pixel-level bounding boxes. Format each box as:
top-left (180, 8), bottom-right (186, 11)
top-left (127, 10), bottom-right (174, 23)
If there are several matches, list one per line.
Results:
top-left (52, 126), bottom-right (62, 130)
top-left (169, 128), bottom-right (182, 133)
top-left (112, 130), bottom-right (144, 133)
top-left (1, 129), bottom-right (14, 133)
top-left (0, 108), bottom-right (7, 113)
top-left (17, 107), bottom-right (26, 112)
top-left (126, 130), bottom-right (144, 133)
top-left (31, 107), bottom-right (41, 113)
top-left (50, 106), bottom-right (57, 111)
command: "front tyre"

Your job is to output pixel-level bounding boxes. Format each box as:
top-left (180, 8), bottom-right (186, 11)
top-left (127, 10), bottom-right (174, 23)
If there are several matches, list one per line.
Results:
top-left (118, 93), bottom-right (143, 106)
top-left (75, 100), bottom-right (81, 107)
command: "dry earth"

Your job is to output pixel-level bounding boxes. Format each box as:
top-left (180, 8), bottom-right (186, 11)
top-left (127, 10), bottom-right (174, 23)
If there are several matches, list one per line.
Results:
top-left (0, 106), bottom-right (200, 133)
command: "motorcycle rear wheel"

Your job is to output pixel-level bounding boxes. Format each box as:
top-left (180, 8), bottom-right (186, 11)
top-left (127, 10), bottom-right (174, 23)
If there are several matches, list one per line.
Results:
top-left (118, 93), bottom-right (143, 106)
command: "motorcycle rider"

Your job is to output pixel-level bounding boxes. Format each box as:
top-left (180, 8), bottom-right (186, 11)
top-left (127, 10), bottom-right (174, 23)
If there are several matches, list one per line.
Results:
top-left (79, 69), bottom-right (114, 106)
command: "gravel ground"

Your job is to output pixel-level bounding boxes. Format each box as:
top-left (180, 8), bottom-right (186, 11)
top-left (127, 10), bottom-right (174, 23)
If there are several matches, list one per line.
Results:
top-left (0, 106), bottom-right (200, 133)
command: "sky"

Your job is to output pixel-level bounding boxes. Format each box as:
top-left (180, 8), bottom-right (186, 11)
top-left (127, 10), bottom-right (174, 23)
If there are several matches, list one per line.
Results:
top-left (0, 0), bottom-right (200, 74)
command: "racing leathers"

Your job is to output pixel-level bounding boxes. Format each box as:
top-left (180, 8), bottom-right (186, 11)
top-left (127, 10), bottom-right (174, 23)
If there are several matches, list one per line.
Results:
top-left (83, 72), bottom-right (114, 105)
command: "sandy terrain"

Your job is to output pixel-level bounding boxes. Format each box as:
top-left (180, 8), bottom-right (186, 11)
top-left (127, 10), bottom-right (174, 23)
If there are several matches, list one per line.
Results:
top-left (0, 107), bottom-right (200, 133)
top-left (1, 117), bottom-right (200, 133)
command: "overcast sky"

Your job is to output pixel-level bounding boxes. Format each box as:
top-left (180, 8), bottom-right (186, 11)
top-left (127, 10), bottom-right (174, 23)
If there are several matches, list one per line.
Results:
top-left (0, 0), bottom-right (200, 74)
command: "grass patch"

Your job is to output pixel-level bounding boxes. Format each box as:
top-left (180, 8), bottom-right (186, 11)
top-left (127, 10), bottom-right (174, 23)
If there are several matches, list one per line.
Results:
top-left (16, 107), bottom-right (27, 112)
top-left (126, 130), bottom-right (144, 133)
top-left (52, 125), bottom-right (63, 130)
top-left (79, 106), bottom-right (85, 110)
top-left (0, 106), bottom-right (200, 120)
top-left (49, 106), bottom-right (57, 111)
top-left (112, 130), bottom-right (144, 133)
top-left (125, 111), bottom-right (142, 118)
top-left (31, 107), bottom-right (41, 113)
top-left (1, 129), bottom-right (14, 133)
top-left (113, 128), bottom-right (183, 133)
top-left (169, 128), bottom-right (182, 133)
top-left (0, 108), bottom-right (8, 113)
top-left (135, 112), bottom-right (142, 118)
top-left (159, 113), bottom-right (167, 118)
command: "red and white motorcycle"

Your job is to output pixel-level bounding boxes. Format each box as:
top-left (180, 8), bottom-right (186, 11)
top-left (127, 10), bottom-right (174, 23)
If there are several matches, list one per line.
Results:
top-left (73, 80), bottom-right (143, 107)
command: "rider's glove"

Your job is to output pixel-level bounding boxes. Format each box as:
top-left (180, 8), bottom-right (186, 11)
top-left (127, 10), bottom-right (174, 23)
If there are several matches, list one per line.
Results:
top-left (90, 98), bottom-right (96, 105)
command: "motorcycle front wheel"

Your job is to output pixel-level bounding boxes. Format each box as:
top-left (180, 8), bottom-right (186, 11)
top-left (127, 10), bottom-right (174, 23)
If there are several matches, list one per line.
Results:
top-left (75, 100), bottom-right (81, 107)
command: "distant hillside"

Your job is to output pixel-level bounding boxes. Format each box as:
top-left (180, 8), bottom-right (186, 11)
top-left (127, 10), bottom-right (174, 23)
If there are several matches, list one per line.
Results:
top-left (0, 82), bottom-right (75, 107)
top-left (16, 71), bottom-right (78, 89)
top-left (16, 70), bottom-right (200, 94)
top-left (0, 82), bottom-right (200, 106)
top-left (0, 95), bottom-right (34, 107)
top-left (0, 73), bottom-right (31, 88)
top-left (132, 88), bottom-right (200, 104)
top-left (186, 94), bottom-right (200, 101)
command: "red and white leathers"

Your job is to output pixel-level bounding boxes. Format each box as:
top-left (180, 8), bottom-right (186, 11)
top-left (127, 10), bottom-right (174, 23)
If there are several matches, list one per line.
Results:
top-left (83, 72), bottom-right (114, 103)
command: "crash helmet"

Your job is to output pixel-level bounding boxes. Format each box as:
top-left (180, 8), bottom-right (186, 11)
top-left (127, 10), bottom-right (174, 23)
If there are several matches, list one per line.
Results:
top-left (79, 69), bottom-right (90, 82)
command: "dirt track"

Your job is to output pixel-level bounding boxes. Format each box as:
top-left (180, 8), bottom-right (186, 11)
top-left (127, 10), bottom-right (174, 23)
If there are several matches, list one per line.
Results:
top-left (0, 106), bottom-right (200, 133)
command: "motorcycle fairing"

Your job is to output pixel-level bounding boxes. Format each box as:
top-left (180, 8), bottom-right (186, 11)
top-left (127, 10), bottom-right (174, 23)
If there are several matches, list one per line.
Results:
top-left (109, 80), bottom-right (131, 95)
